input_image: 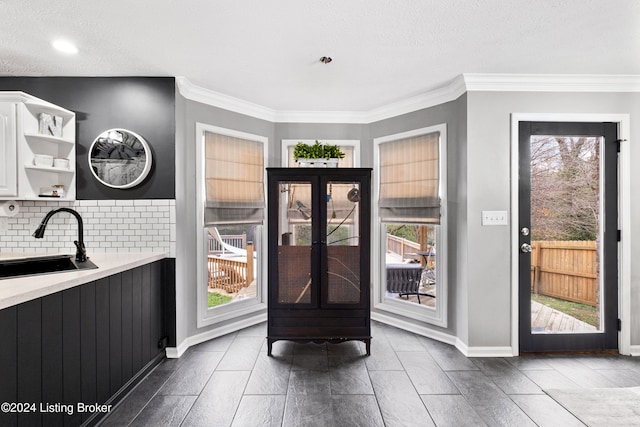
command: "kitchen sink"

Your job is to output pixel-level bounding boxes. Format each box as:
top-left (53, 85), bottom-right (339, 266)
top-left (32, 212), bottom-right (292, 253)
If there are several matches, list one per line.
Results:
top-left (0, 254), bottom-right (98, 279)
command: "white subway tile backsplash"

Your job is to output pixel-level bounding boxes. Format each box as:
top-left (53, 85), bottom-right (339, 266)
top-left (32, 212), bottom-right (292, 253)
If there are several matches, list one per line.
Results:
top-left (0, 199), bottom-right (175, 255)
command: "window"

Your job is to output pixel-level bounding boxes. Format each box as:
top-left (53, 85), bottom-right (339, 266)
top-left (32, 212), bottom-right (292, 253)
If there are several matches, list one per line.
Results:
top-left (373, 124), bottom-right (447, 327)
top-left (196, 124), bottom-right (268, 326)
top-left (281, 140), bottom-right (360, 168)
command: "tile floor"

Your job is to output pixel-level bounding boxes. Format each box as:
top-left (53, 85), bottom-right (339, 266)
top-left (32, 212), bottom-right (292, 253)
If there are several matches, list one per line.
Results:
top-left (99, 321), bottom-right (640, 426)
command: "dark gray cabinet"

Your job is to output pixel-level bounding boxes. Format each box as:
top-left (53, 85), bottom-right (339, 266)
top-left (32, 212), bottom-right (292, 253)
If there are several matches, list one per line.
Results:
top-left (0, 259), bottom-right (175, 427)
top-left (267, 168), bottom-right (371, 355)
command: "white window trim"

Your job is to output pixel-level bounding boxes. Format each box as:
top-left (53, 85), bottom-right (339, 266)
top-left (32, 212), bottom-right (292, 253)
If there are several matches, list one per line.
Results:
top-left (195, 122), bottom-right (269, 328)
top-left (372, 123), bottom-right (448, 328)
top-left (281, 139), bottom-right (361, 167)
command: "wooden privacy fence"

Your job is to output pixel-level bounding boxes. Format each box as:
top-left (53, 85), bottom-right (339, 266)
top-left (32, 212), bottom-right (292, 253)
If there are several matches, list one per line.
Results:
top-left (530, 240), bottom-right (597, 307)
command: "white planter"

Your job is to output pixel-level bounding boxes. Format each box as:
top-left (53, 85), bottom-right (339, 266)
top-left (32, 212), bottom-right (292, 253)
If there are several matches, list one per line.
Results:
top-left (297, 158), bottom-right (339, 168)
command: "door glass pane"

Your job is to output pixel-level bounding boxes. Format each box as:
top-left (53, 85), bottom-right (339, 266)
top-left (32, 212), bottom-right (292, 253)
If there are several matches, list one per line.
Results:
top-left (326, 181), bottom-right (361, 304)
top-left (529, 135), bottom-right (602, 333)
top-left (277, 181), bottom-right (312, 304)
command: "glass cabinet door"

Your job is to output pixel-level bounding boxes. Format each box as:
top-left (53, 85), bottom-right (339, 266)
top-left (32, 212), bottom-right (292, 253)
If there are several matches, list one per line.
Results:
top-left (275, 180), bottom-right (315, 305)
top-left (324, 180), bottom-right (363, 305)
top-left (269, 172), bottom-right (369, 310)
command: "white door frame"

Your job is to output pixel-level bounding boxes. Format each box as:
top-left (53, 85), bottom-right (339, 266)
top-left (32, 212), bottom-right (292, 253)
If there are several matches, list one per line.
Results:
top-left (510, 113), bottom-right (631, 355)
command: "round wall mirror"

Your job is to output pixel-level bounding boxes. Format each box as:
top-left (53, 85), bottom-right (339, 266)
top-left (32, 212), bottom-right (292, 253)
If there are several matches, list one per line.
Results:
top-left (88, 128), bottom-right (152, 189)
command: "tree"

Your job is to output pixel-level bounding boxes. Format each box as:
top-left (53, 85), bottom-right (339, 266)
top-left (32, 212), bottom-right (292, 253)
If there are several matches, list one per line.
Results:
top-left (530, 136), bottom-right (600, 241)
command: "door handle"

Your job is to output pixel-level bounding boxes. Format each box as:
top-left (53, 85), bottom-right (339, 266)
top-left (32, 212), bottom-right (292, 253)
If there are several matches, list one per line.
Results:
top-left (520, 243), bottom-right (532, 253)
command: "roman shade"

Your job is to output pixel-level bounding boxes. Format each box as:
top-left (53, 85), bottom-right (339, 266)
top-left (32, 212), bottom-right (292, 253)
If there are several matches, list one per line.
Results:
top-left (378, 131), bottom-right (440, 223)
top-left (204, 131), bottom-right (264, 224)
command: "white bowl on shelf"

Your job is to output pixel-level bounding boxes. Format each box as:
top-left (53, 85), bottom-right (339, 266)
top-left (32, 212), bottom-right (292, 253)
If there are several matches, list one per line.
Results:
top-left (53, 158), bottom-right (70, 169)
top-left (33, 154), bottom-right (53, 167)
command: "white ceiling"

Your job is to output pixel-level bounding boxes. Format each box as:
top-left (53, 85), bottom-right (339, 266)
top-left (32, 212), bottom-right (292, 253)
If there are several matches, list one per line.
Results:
top-left (2, 0), bottom-right (639, 112)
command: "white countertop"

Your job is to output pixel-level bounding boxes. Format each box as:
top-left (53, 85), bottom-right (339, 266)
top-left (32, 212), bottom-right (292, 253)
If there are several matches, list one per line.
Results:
top-left (0, 252), bottom-right (168, 310)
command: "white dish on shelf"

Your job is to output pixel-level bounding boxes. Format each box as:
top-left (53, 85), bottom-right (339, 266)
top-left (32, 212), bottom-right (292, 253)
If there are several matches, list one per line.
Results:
top-left (53, 158), bottom-right (70, 169)
top-left (33, 154), bottom-right (53, 167)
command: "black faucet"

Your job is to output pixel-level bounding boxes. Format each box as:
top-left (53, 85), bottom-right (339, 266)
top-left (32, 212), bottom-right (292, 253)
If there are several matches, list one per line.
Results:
top-left (33, 207), bottom-right (87, 262)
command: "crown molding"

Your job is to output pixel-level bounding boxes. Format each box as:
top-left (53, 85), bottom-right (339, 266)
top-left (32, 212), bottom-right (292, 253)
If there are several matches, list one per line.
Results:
top-left (176, 77), bottom-right (277, 122)
top-left (177, 74), bottom-right (640, 124)
top-left (463, 73), bottom-right (640, 92)
top-left (273, 109), bottom-right (370, 124)
top-left (177, 75), bottom-right (467, 124)
top-left (365, 75), bottom-right (467, 123)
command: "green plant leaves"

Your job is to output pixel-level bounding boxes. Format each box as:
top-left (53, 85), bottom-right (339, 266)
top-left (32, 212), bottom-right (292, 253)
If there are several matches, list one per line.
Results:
top-left (293, 140), bottom-right (345, 161)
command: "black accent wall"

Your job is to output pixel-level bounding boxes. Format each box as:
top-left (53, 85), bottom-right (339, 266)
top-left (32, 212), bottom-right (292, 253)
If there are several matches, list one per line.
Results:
top-left (0, 77), bottom-right (175, 200)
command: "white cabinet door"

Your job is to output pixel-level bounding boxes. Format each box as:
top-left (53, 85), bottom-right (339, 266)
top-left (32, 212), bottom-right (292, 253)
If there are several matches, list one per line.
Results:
top-left (0, 102), bottom-right (17, 197)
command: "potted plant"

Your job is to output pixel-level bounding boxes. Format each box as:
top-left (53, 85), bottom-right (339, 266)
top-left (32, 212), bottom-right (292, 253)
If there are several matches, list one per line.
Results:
top-left (293, 140), bottom-right (345, 167)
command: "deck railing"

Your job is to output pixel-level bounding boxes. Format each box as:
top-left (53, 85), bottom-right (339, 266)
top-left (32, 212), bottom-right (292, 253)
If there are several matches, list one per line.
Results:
top-left (208, 233), bottom-right (247, 254)
top-left (207, 243), bottom-right (254, 293)
top-left (386, 234), bottom-right (421, 261)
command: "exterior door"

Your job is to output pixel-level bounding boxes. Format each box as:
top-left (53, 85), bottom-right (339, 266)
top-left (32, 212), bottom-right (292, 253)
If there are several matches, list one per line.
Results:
top-left (519, 121), bottom-right (618, 352)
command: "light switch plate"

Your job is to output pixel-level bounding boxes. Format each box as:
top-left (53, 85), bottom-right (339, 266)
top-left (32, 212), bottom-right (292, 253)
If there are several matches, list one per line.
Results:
top-left (482, 210), bottom-right (508, 226)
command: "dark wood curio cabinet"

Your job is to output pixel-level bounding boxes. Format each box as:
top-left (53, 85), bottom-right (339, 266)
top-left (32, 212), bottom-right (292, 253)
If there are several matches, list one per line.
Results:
top-left (267, 168), bottom-right (372, 355)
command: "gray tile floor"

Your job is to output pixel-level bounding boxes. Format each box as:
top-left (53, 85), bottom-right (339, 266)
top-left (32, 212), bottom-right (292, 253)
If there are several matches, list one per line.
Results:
top-left (99, 321), bottom-right (640, 426)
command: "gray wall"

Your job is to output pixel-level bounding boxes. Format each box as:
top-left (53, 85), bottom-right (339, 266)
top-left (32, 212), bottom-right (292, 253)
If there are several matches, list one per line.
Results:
top-left (466, 91), bottom-right (640, 348)
top-left (176, 94), bottom-right (467, 344)
top-left (177, 89), bottom-right (640, 353)
top-left (369, 96), bottom-right (467, 338)
top-left (175, 94), bottom-right (275, 343)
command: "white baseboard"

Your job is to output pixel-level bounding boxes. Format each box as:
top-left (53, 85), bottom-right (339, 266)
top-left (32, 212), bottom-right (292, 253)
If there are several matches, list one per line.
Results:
top-left (165, 313), bottom-right (267, 358)
top-left (168, 311), bottom-right (517, 359)
top-left (371, 311), bottom-right (457, 346)
top-left (456, 339), bottom-right (516, 358)
top-left (372, 312), bottom-right (514, 357)
top-left (629, 345), bottom-right (640, 357)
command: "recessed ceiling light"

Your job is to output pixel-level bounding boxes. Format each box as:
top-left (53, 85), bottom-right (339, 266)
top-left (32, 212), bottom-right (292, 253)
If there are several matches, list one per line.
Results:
top-left (52, 39), bottom-right (78, 54)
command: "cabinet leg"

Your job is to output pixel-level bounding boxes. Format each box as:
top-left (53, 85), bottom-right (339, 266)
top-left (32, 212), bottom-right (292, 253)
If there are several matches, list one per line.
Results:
top-left (365, 339), bottom-right (371, 356)
top-left (267, 339), bottom-right (273, 357)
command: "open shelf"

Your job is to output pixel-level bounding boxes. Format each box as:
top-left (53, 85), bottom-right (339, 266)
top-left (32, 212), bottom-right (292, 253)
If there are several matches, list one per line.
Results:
top-left (24, 164), bottom-right (74, 174)
top-left (3, 93), bottom-right (77, 201)
top-left (24, 132), bottom-right (75, 146)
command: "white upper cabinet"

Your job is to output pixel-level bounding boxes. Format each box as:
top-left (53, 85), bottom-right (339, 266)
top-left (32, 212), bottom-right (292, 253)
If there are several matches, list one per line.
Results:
top-left (0, 92), bottom-right (76, 201)
top-left (0, 102), bottom-right (17, 197)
